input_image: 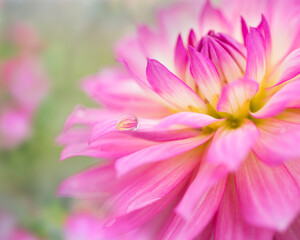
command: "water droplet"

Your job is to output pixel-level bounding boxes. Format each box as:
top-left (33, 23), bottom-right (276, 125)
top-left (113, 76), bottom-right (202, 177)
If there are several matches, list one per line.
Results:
top-left (117, 114), bottom-right (139, 131)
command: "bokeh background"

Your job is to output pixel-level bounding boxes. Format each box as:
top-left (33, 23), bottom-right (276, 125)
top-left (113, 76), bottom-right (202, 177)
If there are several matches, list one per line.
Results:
top-left (0, 0), bottom-right (171, 239)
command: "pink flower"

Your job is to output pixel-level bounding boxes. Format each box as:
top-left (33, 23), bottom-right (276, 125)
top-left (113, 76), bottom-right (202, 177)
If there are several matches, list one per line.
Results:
top-left (59, 0), bottom-right (300, 239)
top-left (0, 24), bottom-right (48, 149)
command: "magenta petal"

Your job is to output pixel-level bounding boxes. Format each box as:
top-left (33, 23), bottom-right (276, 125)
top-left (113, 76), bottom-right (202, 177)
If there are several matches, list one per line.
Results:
top-left (65, 213), bottom-right (103, 240)
top-left (215, 177), bottom-right (274, 240)
top-left (57, 164), bottom-right (116, 199)
top-left (235, 154), bottom-right (300, 231)
top-left (115, 135), bottom-right (211, 177)
top-left (285, 159), bottom-right (300, 188)
top-left (160, 214), bottom-right (214, 240)
top-left (156, 112), bottom-right (221, 129)
top-left (217, 78), bottom-right (259, 115)
top-left (162, 178), bottom-right (227, 240)
top-left (199, 1), bottom-right (231, 35)
top-left (60, 133), bottom-right (155, 160)
top-left (189, 46), bottom-right (221, 106)
top-left (253, 118), bottom-right (300, 164)
top-left (174, 34), bottom-right (188, 78)
top-left (112, 154), bottom-right (197, 216)
top-left (252, 79), bottom-right (300, 119)
top-left (89, 118), bottom-right (199, 143)
top-left (176, 161), bottom-right (228, 220)
top-left (241, 17), bottom-right (249, 44)
top-left (245, 28), bottom-right (266, 84)
top-left (274, 216), bottom-right (300, 240)
top-left (274, 49), bottom-right (300, 86)
top-left (206, 120), bottom-right (260, 170)
top-left (82, 70), bottom-right (168, 118)
top-left (64, 107), bottom-right (119, 130)
top-left (146, 59), bottom-right (206, 111)
top-left (257, 15), bottom-right (271, 62)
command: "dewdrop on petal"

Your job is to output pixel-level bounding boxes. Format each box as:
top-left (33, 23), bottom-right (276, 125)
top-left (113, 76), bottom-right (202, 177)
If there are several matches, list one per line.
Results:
top-left (117, 114), bottom-right (139, 131)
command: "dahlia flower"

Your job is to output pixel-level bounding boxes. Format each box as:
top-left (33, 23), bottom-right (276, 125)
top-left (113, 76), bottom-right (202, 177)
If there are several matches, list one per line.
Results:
top-left (0, 24), bottom-right (48, 149)
top-left (59, 0), bottom-right (300, 239)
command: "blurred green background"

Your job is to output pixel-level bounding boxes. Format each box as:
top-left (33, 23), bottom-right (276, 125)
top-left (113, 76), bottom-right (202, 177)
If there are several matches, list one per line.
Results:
top-left (0, 0), bottom-right (170, 239)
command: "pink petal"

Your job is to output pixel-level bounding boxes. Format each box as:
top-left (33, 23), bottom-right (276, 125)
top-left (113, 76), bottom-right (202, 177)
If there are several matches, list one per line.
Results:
top-left (115, 36), bottom-right (148, 88)
top-left (57, 164), bottom-right (116, 199)
top-left (257, 15), bottom-right (271, 62)
top-left (103, 177), bottom-right (186, 236)
top-left (82, 69), bottom-right (168, 118)
top-left (252, 79), bottom-right (300, 118)
top-left (217, 79), bottom-right (259, 115)
top-left (89, 117), bottom-right (199, 143)
top-left (206, 120), bottom-right (260, 170)
top-left (160, 214), bottom-right (214, 240)
top-left (245, 28), bottom-right (266, 84)
top-left (111, 154), bottom-right (198, 216)
top-left (204, 36), bottom-right (243, 83)
top-left (146, 59), bottom-right (206, 112)
top-left (189, 46), bottom-right (221, 106)
top-left (64, 107), bottom-right (119, 130)
top-left (199, 1), bottom-right (231, 35)
top-left (155, 112), bottom-right (221, 129)
top-left (284, 159), bottom-right (300, 187)
top-left (65, 213), bottom-right (103, 240)
top-left (274, 216), bottom-right (300, 240)
top-left (253, 118), bottom-right (300, 164)
top-left (176, 161), bottom-right (228, 220)
top-left (161, 178), bottom-right (227, 240)
top-left (273, 49), bottom-right (300, 86)
top-left (235, 154), bottom-right (300, 231)
top-left (174, 34), bottom-right (188, 78)
top-left (241, 17), bottom-right (249, 44)
top-left (60, 133), bottom-right (155, 161)
top-left (57, 128), bottom-right (89, 146)
top-left (116, 135), bottom-right (212, 177)
top-left (215, 177), bottom-right (274, 240)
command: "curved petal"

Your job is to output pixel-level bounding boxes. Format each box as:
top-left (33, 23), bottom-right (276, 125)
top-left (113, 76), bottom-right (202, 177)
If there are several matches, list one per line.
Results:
top-left (189, 46), bottom-right (222, 106)
top-left (64, 107), bottom-right (119, 130)
top-left (253, 118), bottom-right (300, 164)
top-left (274, 216), bottom-right (300, 240)
top-left (206, 119), bottom-right (260, 170)
top-left (274, 49), bottom-right (300, 86)
top-left (199, 1), bottom-right (232, 35)
top-left (252, 79), bottom-right (300, 119)
top-left (60, 133), bottom-right (155, 161)
top-left (215, 177), bottom-right (274, 240)
top-left (65, 213), bottom-right (103, 240)
top-left (89, 116), bottom-right (202, 143)
top-left (217, 79), bottom-right (259, 115)
top-left (57, 164), bottom-right (116, 199)
top-left (155, 112), bottom-right (221, 129)
top-left (284, 159), bottom-right (300, 188)
top-left (82, 70), bottom-right (168, 118)
top-left (111, 154), bottom-right (198, 216)
top-left (235, 154), bottom-right (300, 231)
top-left (146, 59), bottom-right (206, 112)
top-left (116, 135), bottom-right (212, 177)
top-left (174, 34), bottom-right (188, 78)
top-left (176, 160), bottom-right (228, 220)
top-left (245, 28), bottom-right (266, 84)
top-left (161, 178), bottom-right (227, 240)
